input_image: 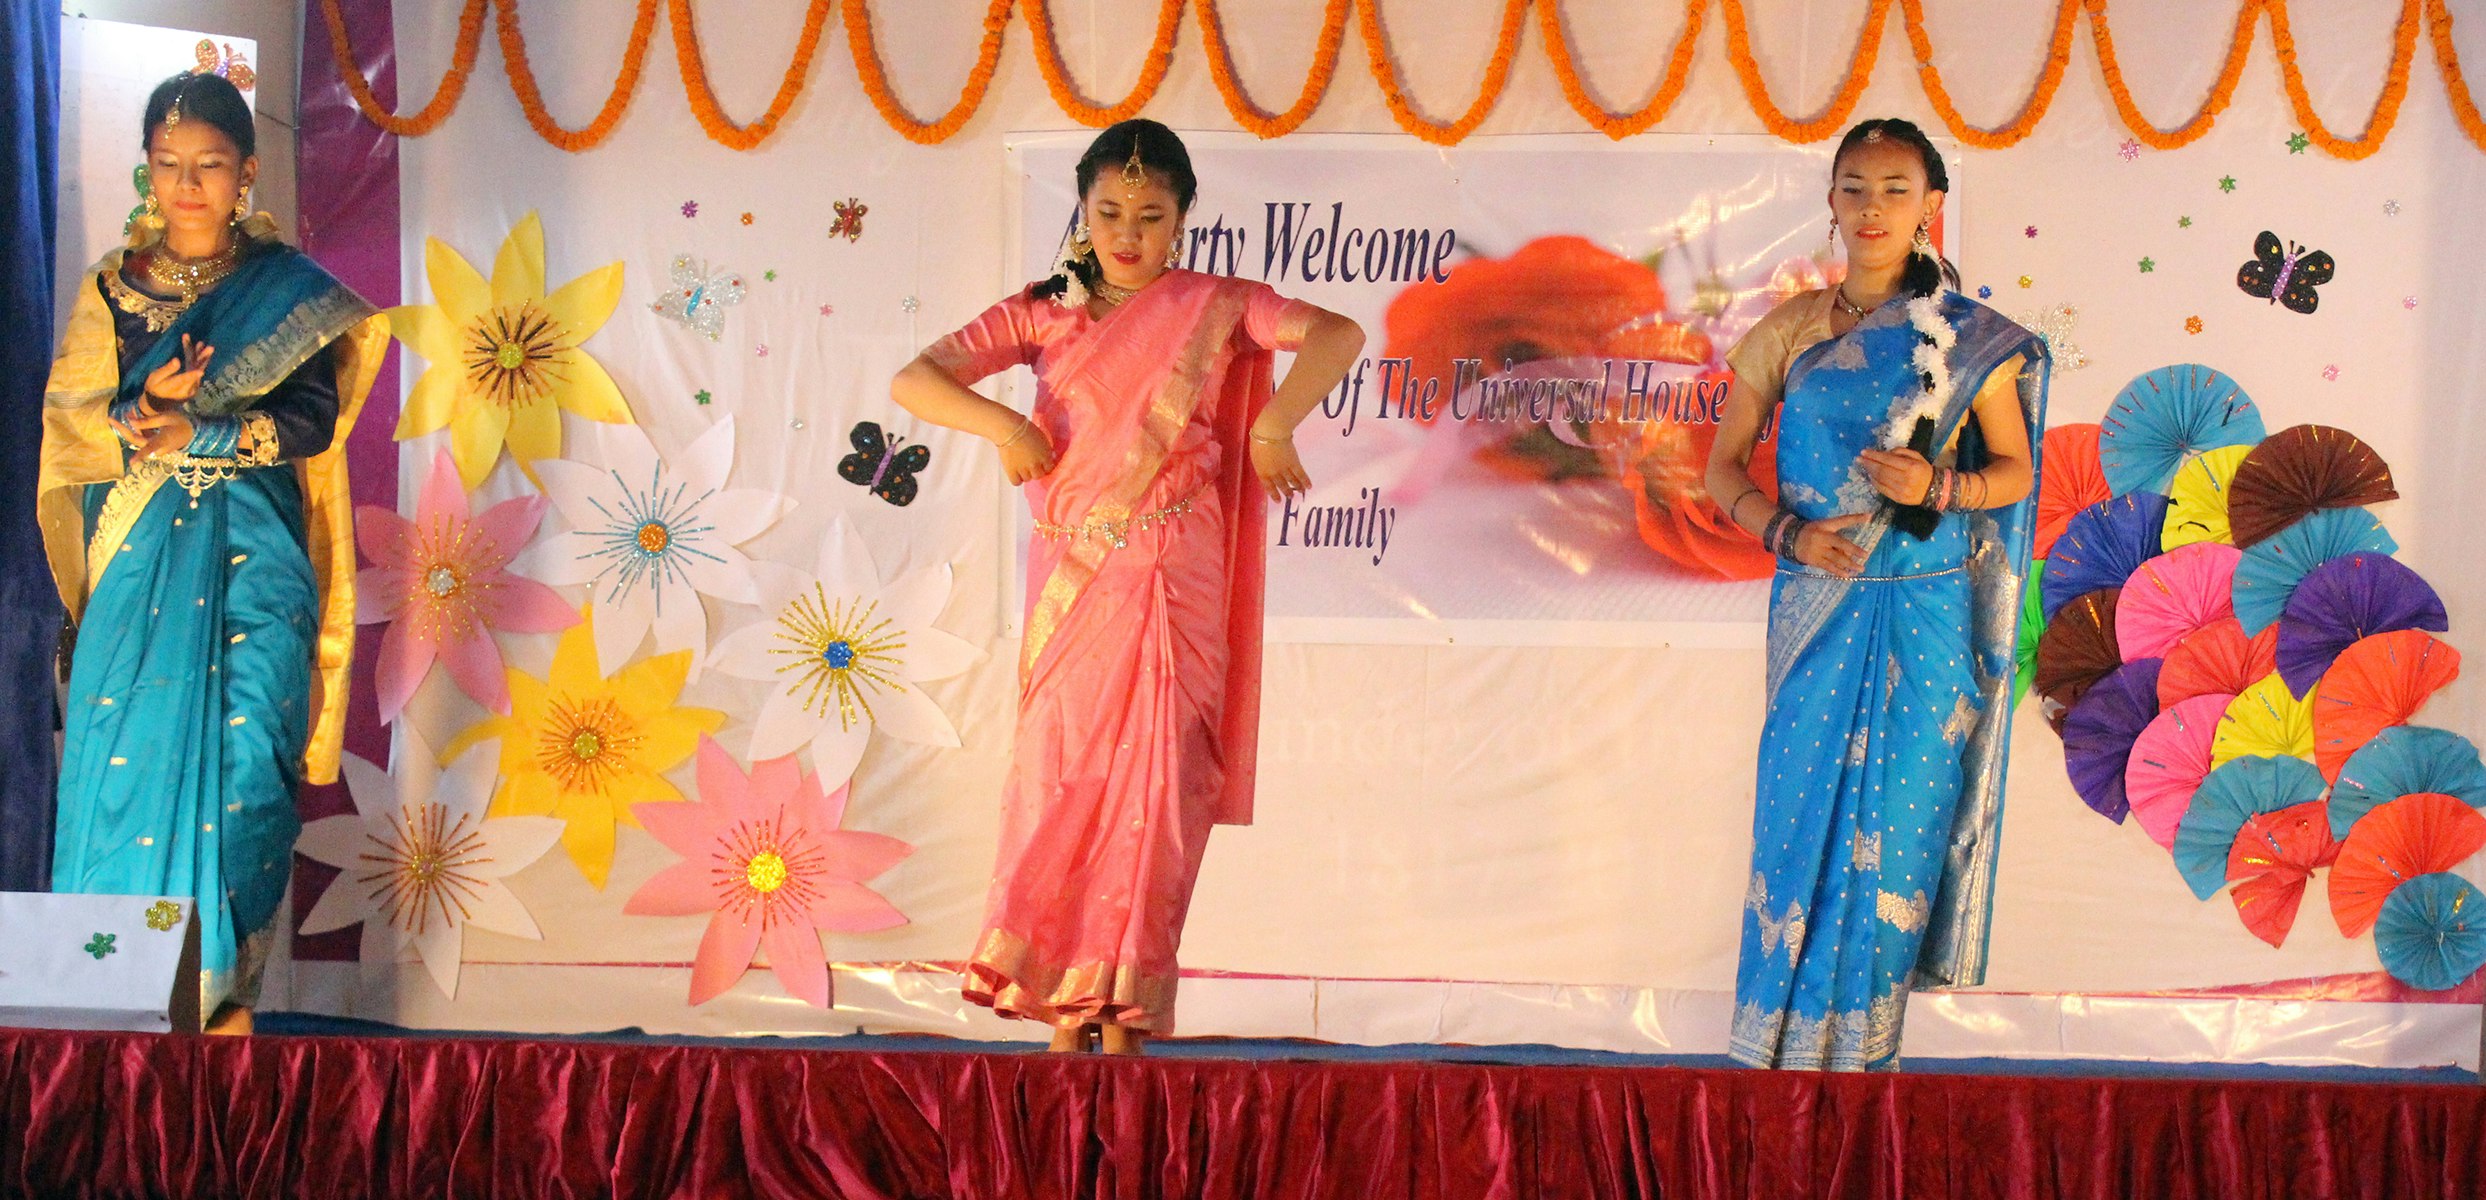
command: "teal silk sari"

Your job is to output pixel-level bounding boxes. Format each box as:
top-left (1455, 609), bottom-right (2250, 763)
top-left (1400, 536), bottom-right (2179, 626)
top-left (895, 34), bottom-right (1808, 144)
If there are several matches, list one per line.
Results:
top-left (1729, 291), bottom-right (2048, 1071)
top-left (46, 243), bottom-right (376, 1013)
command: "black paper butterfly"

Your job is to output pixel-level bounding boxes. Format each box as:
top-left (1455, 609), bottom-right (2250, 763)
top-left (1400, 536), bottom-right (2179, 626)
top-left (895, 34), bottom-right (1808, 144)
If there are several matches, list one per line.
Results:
top-left (837, 421), bottom-right (931, 507)
top-left (2236, 230), bottom-right (2335, 315)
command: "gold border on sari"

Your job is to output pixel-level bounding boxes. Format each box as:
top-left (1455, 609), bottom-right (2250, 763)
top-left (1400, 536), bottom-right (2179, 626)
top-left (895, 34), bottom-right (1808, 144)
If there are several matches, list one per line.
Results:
top-left (962, 927), bottom-right (1180, 1032)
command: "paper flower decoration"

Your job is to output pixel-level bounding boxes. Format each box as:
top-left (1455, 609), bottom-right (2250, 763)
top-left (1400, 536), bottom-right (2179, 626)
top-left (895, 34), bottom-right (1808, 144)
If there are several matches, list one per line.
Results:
top-left (712, 520), bottom-right (977, 784)
top-left (295, 748), bottom-right (563, 997)
top-left (443, 609), bottom-right (726, 887)
top-left (624, 738), bottom-right (910, 1007)
top-left (390, 212), bottom-right (632, 488)
top-left (532, 418), bottom-right (791, 679)
top-left (356, 449), bottom-right (578, 722)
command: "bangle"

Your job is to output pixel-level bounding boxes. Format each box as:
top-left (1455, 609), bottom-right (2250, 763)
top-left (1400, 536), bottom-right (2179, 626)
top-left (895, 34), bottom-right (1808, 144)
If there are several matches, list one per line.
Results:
top-left (997, 418), bottom-right (1034, 449)
top-left (1918, 467), bottom-right (1944, 508)
top-left (1728, 486), bottom-right (1763, 528)
top-left (1249, 428), bottom-right (1293, 445)
top-left (1774, 513), bottom-right (1809, 559)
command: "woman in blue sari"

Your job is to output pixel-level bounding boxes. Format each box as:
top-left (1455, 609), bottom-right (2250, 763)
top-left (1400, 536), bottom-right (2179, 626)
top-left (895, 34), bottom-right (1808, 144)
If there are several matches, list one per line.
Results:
top-left (38, 74), bottom-right (384, 1033)
top-left (1703, 119), bottom-right (2048, 1071)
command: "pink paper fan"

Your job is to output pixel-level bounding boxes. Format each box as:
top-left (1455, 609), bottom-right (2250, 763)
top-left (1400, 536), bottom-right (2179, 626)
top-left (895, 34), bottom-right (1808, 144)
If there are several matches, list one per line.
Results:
top-left (2127, 692), bottom-right (2236, 850)
top-left (2115, 543), bottom-right (2242, 662)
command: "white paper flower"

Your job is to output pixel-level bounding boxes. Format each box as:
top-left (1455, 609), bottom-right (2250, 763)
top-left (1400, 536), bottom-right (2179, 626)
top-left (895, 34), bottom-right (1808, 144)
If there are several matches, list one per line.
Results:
top-left (530, 417), bottom-right (792, 678)
top-left (711, 519), bottom-right (979, 783)
top-left (296, 746), bottom-right (564, 997)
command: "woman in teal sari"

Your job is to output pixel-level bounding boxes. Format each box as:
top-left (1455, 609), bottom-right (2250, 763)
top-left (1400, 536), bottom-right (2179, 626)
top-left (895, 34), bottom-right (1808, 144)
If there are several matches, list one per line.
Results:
top-left (1703, 119), bottom-right (2048, 1071)
top-left (39, 74), bottom-right (384, 1032)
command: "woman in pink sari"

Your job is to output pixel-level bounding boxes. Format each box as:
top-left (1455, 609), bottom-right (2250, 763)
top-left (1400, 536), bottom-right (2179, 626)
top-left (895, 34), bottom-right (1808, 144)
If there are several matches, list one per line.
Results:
top-left (894, 121), bottom-right (1364, 1054)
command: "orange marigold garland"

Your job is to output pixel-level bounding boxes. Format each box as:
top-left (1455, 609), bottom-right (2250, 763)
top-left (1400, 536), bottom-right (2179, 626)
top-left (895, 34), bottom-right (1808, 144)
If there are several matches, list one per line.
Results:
top-left (307, 0), bottom-right (2486, 156)
top-left (1197, 0), bottom-right (1349, 139)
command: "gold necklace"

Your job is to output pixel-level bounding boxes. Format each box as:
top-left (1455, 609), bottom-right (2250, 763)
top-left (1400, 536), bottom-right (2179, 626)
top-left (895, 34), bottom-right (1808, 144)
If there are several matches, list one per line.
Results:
top-left (1091, 278), bottom-right (1141, 307)
top-left (144, 241), bottom-right (240, 304)
top-left (1831, 284), bottom-right (1874, 319)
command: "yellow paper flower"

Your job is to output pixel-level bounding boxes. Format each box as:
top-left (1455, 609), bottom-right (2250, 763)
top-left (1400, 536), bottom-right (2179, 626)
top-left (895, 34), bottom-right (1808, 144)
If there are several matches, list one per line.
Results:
top-left (443, 606), bottom-right (723, 888)
top-left (389, 212), bottom-right (632, 488)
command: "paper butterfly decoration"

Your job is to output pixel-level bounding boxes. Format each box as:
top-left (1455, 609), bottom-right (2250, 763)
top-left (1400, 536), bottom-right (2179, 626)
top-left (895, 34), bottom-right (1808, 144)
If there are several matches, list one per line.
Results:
top-left (830, 198), bottom-right (867, 242)
top-left (2236, 231), bottom-right (2335, 315)
top-left (192, 40), bottom-right (256, 91)
top-left (649, 255), bottom-right (747, 341)
top-left (837, 422), bottom-right (930, 507)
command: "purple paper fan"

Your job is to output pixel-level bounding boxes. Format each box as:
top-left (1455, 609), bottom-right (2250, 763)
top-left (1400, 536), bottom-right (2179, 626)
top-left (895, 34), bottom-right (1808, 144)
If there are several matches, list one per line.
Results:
top-left (2063, 658), bottom-right (2165, 822)
top-left (2043, 493), bottom-right (2172, 621)
top-left (2274, 553), bottom-right (2449, 696)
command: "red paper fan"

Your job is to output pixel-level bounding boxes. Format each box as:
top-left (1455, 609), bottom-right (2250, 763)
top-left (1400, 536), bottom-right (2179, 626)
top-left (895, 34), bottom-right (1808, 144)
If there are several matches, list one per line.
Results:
top-left (2313, 630), bottom-right (2463, 783)
top-left (2035, 588), bottom-right (2122, 729)
top-left (2158, 618), bottom-right (2280, 709)
top-left (2225, 799), bottom-right (2341, 947)
top-left (2228, 424), bottom-right (2399, 549)
top-left (2035, 423), bottom-right (2110, 560)
top-left (2329, 791), bottom-right (2486, 937)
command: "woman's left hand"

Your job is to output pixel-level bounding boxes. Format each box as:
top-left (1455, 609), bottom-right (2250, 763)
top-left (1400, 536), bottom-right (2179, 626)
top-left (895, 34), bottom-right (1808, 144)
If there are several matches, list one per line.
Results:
top-left (1856, 447), bottom-right (1935, 505)
top-left (1250, 430), bottom-right (1311, 503)
top-left (112, 407), bottom-right (195, 460)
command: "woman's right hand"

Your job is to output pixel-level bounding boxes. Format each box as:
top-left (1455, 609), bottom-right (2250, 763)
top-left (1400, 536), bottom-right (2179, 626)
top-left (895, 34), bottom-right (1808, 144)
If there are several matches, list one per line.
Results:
top-left (141, 334), bottom-right (213, 408)
top-left (997, 419), bottom-right (1057, 486)
top-left (1795, 512), bottom-right (1870, 577)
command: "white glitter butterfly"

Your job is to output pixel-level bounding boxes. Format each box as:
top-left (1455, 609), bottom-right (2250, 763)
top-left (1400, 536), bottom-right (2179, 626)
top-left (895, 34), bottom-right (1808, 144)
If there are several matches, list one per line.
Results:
top-left (649, 254), bottom-right (747, 341)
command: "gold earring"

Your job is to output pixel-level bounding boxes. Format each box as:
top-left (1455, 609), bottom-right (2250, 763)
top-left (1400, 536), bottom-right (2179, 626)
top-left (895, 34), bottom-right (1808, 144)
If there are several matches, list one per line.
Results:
top-left (1069, 222), bottom-right (1093, 259)
top-left (1913, 221), bottom-right (1934, 254)
top-left (145, 192), bottom-right (161, 217)
top-left (1165, 230), bottom-right (1183, 270)
top-left (234, 186), bottom-right (251, 223)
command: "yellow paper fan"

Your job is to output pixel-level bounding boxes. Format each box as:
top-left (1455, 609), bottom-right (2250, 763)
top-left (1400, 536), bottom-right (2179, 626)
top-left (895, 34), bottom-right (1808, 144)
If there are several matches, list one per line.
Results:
top-left (2162, 444), bottom-right (2253, 550)
top-left (2212, 672), bottom-right (2319, 767)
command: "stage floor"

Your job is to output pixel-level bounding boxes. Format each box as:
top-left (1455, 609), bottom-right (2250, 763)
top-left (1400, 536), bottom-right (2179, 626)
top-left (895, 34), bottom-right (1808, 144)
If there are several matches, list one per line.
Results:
top-left (9, 1017), bottom-right (2486, 1199)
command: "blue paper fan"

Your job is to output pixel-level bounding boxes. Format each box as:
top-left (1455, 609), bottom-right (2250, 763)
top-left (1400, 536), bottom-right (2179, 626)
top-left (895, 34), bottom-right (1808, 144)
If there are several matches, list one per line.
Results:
top-left (2173, 754), bottom-right (2327, 900)
top-left (2331, 727), bottom-right (2486, 839)
top-left (2373, 872), bottom-right (2486, 992)
top-left (2042, 493), bottom-right (2170, 621)
top-left (2231, 507), bottom-right (2397, 636)
top-left (2099, 364), bottom-right (2267, 495)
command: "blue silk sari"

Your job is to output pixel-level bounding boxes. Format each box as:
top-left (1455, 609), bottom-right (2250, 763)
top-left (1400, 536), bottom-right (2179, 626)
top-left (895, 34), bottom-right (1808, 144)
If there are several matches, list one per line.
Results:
top-left (42, 243), bottom-right (378, 1013)
top-left (1729, 291), bottom-right (2047, 1071)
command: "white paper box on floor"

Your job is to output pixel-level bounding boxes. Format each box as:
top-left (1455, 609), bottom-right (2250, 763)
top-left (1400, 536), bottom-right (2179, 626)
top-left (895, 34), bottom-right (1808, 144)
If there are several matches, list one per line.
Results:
top-left (0, 892), bottom-right (201, 1033)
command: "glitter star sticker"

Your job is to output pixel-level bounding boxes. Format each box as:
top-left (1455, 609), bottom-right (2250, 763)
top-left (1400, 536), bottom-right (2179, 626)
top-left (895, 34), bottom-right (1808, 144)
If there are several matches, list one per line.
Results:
top-left (2219, 175), bottom-right (2237, 193)
top-left (818, 304), bottom-right (834, 317)
top-left (2322, 364), bottom-right (2340, 381)
top-left (2178, 215), bottom-right (2193, 228)
top-left (2184, 315), bottom-right (2203, 335)
top-left (2383, 199), bottom-right (2402, 216)
top-left (763, 269), bottom-right (778, 282)
top-left (2016, 275), bottom-right (2033, 289)
top-left (2024, 225), bottom-right (2039, 238)
top-left (2138, 257), bottom-right (2155, 273)
top-left (2118, 139), bottom-right (2141, 162)
top-left (681, 200), bottom-right (699, 218)
top-left (2287, 132), bottom-right (2310, 154)
top-left (695, 389), bottom-right (712, 406)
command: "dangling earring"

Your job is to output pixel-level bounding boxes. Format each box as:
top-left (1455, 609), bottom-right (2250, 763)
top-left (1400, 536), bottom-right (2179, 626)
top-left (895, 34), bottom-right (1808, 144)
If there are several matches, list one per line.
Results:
top-left (1826, 217), bottom-right (1838, 246)
top-left (1069, 222), bottom-right (1093, 260)
top-left (1165, 229), bottom-right (1184, 270)
top-left (1912, 220), bottom-right (1934, 255)
top-left (233, 186), bottom-right (252, 224)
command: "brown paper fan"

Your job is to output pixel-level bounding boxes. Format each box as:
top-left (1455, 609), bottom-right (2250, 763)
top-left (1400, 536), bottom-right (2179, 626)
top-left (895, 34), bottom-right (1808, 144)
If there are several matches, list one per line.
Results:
top-left (2036, 588), bottom-right (2122, 730)
top-left (2228, 425), bottom-right (2398, 549)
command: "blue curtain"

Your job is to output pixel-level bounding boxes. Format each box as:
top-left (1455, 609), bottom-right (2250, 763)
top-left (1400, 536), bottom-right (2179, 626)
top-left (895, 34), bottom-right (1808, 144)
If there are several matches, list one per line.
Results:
top-left (0, 6), bottom-right (61, 892)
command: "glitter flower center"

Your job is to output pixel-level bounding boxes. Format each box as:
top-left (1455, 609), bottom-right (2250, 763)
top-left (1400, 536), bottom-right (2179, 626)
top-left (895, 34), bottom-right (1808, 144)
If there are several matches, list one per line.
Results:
top-left (461, 300), bottom-right (567, 408)
top-left (425, 565), bottom-right (462, 597)
top-left (571, 730), bottom-right (603, 761)
top-left (767, 584), bottom-right (906, 731)
top-left (635, 521), bottom-right (671, 555)
top-left (537, 697), bottom-right (642, 793)
top-left (745, 851), bottom-right (789, 894)
top-left (357, 801), bottom-right (492, 936)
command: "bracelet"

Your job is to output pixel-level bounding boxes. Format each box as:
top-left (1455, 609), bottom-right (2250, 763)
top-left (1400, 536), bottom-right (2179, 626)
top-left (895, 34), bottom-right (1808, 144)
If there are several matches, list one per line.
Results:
top-left (1918, 467), bottom-right (1945, 508)
top-left (996, 418), bottom-right (1034, 449)
top-left (1728, 486), bottom-right (1763, 528)
top-left (1776, 514), bottom-right (1809, 559)
top-left (1249, 429), bottom-right (1293, 445)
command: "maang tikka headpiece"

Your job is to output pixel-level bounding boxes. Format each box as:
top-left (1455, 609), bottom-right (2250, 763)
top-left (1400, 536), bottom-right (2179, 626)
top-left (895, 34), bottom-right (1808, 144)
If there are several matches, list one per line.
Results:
top-left (1121, 143), bottom-right (1147, 194)
top-left (1861, 127), bottom-right (1884, 143)
top-left (165, 90), bottom-right (184, 131)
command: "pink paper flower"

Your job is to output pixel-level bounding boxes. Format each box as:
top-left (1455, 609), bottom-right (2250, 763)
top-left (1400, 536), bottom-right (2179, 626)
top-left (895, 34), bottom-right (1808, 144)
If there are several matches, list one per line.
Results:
top-left (356, 448), bottom-right (580, 722)
top-left (623, 737), bottom-right (910, 1007)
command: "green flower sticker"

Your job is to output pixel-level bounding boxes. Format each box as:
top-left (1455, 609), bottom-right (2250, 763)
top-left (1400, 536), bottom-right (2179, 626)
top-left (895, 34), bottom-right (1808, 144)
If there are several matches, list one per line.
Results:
top-left (84, 933), bottom-right (117, 960)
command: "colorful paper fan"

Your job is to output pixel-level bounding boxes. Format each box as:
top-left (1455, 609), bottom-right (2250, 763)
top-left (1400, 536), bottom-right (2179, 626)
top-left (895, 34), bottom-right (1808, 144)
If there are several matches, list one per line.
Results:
top-left (2174, 754), bottom-right (2326, 900)
top-left (2328, 791), bottom-right (2486, 937)
top-left (2231, 507), bottom-right (2397, 636)
top-left (2212, 674), bottom-right (2317, 768)
top-left (2312, 630), bottom-right (2463, 783)
top-left (2223, 799), bottom-right (2340, 948)
top-left (2064, 658), bottom-right (2162, 822)
top-left (2331, 727), bottom-right (2486, 839)
top-left (2014, 560), bottom-right (2046, 706)
top-left (2034, 423), bottom-right (2109, 560)
top-left (2372, 872), bottom-right (2486, 992)
top-left (2042, 494), bottom-right (2169, 620)
top-left (2115, 543), bottom-right (2241, 662)
top-left (2128, 692), bottom-right (2236, 850)
top-left (2034, 588), bottom-right (2121, 723)
top-left (2229, 424), bottom-right (2400, 549)
top-left (2161, 444), bottom-right (2253, 550)
top-left (2274, 554), bottom-right (2448, 697)
top-left (2098, 364), bottom-right (2266, 496)
top-left (2158, 618), bottom-right (2278, 709)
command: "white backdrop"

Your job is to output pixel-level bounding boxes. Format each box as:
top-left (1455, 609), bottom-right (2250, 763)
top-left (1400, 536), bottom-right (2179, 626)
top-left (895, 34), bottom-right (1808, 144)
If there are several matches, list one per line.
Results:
top-left (261, 0), bottom-right (2486, 1066)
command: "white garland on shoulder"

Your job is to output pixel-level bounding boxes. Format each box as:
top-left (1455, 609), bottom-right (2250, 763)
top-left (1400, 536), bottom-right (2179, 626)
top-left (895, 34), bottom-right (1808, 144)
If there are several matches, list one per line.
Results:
top-left (1834, 294), bottom-right (1959, 515)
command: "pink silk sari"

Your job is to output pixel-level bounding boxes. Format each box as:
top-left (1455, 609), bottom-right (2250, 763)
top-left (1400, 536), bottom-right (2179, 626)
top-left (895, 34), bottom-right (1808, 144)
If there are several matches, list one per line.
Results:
top-left (927, 270), bottom-right (1313, 1032)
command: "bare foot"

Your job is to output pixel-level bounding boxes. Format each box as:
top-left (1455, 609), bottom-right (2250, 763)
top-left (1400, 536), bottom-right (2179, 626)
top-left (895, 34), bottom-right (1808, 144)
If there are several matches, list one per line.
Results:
top-left (1100, 1025), bottom-right (1147, 1056)
top-left (204, 1004), bottom-right (253, 1036)
top-left (1047, 1023), bottom-right (1099, 1053)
